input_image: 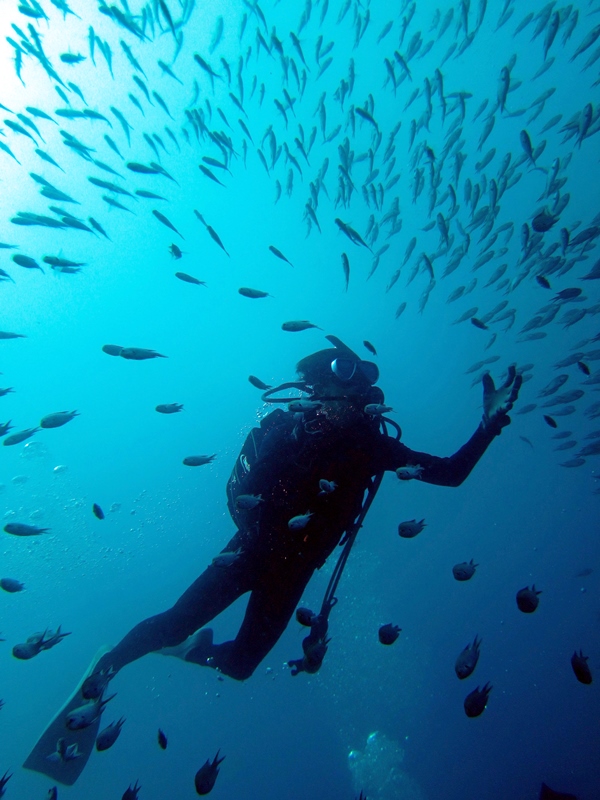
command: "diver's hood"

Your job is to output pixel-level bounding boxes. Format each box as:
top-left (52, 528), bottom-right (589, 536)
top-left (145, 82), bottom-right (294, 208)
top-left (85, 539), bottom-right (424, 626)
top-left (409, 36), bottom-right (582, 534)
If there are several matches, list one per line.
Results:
top-left (262, 335), bottom-right (381, 404)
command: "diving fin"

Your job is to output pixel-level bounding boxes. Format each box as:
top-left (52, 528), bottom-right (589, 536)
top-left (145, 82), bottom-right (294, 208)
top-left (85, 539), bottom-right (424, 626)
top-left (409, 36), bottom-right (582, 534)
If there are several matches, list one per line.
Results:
top-left (23, 646), bottom-right (113, 785)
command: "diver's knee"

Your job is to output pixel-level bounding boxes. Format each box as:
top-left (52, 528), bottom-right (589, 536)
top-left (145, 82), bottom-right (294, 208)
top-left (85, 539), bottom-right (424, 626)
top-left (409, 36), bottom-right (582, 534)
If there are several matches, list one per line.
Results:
top-left (220, 661), bottom-right (256, 681)
top-left (212, 644), bottom-right (257, 680)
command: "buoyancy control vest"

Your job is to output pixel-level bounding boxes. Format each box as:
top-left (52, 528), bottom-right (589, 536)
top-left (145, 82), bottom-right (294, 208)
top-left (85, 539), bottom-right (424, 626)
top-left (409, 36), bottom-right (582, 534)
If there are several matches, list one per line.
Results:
top-left (225, 408), bottom-right (292, 524)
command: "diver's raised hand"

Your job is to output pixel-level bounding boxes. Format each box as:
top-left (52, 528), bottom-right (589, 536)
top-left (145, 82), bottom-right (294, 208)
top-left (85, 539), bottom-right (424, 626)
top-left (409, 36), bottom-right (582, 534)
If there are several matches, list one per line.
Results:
top-left (482, 365), bottom-right (522, 434)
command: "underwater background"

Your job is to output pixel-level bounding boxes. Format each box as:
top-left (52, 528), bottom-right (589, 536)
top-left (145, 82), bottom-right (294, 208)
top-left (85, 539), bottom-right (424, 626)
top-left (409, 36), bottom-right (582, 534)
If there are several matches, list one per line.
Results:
top-left (0, 0), bottom-right (599, 797)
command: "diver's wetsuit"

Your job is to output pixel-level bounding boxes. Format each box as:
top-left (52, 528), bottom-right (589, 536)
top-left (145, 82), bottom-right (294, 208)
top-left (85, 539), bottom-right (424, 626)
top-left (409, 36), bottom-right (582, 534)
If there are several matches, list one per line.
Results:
top-left (98, 406), bottom-right (499, 680)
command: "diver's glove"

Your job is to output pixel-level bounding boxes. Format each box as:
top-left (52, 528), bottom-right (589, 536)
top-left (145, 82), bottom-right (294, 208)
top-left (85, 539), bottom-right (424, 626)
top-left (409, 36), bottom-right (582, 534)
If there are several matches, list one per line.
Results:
top-left (481, 364), bottom-right (522, 435)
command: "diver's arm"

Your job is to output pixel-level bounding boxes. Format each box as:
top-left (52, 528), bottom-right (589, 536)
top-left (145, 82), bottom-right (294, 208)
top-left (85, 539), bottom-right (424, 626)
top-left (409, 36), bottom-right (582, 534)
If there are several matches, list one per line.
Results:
top-left (382, 365), bottom-right (522, 487)
top-left (385, 423), bottom-right (497, 487)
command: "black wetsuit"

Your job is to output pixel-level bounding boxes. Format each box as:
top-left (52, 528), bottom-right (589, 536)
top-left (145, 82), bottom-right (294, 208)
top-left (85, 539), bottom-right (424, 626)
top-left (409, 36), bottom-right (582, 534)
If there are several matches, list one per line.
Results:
top-left (99, 406), bottom-right (499, 680)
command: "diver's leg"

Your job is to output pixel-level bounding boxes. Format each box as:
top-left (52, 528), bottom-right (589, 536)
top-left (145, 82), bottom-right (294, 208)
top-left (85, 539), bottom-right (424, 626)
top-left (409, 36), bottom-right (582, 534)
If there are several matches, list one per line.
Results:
top-left (25, 534), bottom-right (252, 784)
top-left (98, 534), bottom-right (253, 673)
top-left (194, 563), bottom-right (314, 680)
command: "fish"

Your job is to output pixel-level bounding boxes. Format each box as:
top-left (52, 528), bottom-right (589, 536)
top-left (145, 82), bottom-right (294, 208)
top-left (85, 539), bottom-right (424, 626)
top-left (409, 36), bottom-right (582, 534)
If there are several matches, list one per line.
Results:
top-left (364, 404), bottom-right (393, 416)
top-left (533, 209), bottom-right (559, 232)
top-left (577, 441), bottom-right (600, 457)
top-left (197, 221), bottom-right (230, 256)
top-left (40, 411), bottom-right (79, 428)
top-left (317, 479), bottom-right (337, 496)
top-left (202, 156), bottom-right (231, 174)
top-left (341, 253), bottom-right (350, 291)
top-left (116, 40), bottom-right (144, 77)
top-left (92, 503), bottom-right (105, 520)
top-left (95, 717), bottom-right (125, 751)
top-left (127, 161), bottom-right (159, 175)
top-left (0, 141), bottom-right (21, 164)
top-left (89, 218), bottom-right (110, 239)
top-left (4, 521), bottom-right (49, 536)
top-left (4, 117), bottom-right (38, 143)
top-left (128, 93), bottom-right (145, 116)
top-left (464, 683), bottom-right (492, 717)
top-left (0, 578), bottom-right (25, 593)
top-left (570, 650), bottom-right (592, 685)
top-left (516, 585), bottom-right (542, 613)
top-left (66, 693), bottom-right (116, 730)
top-left (239, 287), bottom-right (270, 299)
top-left (136, 190), bottom-right (167, 200)
top-left (152, 90), bottom-right (174, 120)
top-left (281, 320), bottom-right (321, 332)
top-left (570, 23), bottom-right (600, 61)
top-left (46, 736), bottom-right (82, 764)
top-left (158, 729), bottom-right (167, 749)
top-left (199, 164), bottom-right (226, 187)
top-left (12, 254), bottom-right (43, 272)
top-left (80, 666), bottom-right (115, 701)
top-left (334, 218), bottom-right (372, 251)
top-left (152, 210), bottom-right (183, 239)
top-left (176, 272), bottom-right (206, 286)
top-left (235, 494), bottom-right (263, 510)
top-left (0, 772), bottom-right (10, 796)
top-left (60, 52), bottom-right (86, 64)
top-left (397, 519), bottom-right (426, 538)
top-left (209, 15), bottom-right (224, 54)
top-left (102, 195), bottom-right (132, 214)
top-left (121, 780), bottom-right (141, 800)
top-left (132, 75), bottom-right (152, 105)
top-left (183, 454), bottom-right (216, 466)
top-left (268, 245), bottom-right (293, 266)
top-left (92, 159), bottom-right (121, 178)
top-left (104, 135), bottom-right (123, 159)
top-left (288, 512), bottom-right (313, 530)
top-left (102, 345), bottom-right (123, 357)
top-left (452, 559), bottom-right (478, 581)
top-left (156, 403), bottom-right (184, 414)
top-left (455, 635), bottom-right (482, 679)
top-left (0, 329), bottom-right (26, 339)
top-left (194, 53), bottom-right (222, 89)
top-left (13, 626), bottom-right (71, 659)
top-left (539, 375), bottom-right (569, 396)
top-left (3, 427), bottom-right (40, 446)
top-left (109, 106), bottom-right (132, 144)
top-left (195, 751), bottom-right (225, 795)
top-left (120, 347), bottom-right (167, 361)
top-left (378, 624), bottom-right (401, 645)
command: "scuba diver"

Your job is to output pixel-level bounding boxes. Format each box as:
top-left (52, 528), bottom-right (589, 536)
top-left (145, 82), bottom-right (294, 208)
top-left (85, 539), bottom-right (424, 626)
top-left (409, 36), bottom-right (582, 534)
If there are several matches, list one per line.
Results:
top-left (25, 335), bottom-right (521, 784)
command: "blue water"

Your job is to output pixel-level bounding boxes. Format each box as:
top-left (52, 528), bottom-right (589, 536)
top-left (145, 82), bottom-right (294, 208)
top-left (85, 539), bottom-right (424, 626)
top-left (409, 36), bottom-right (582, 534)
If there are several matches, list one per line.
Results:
top-left (0, 0), bottom-right (599, 798)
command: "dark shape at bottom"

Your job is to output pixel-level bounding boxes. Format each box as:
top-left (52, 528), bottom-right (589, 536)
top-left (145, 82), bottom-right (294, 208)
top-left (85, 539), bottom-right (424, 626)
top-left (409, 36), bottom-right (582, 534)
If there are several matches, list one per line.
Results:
top-left (539, 782), bottom-right (578, 800)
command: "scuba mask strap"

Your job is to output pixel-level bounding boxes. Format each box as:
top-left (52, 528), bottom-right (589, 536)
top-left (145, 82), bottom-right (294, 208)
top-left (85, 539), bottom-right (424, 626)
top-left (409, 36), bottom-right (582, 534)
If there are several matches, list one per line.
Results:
top-left (261, 382), bottom-right (312, 403)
